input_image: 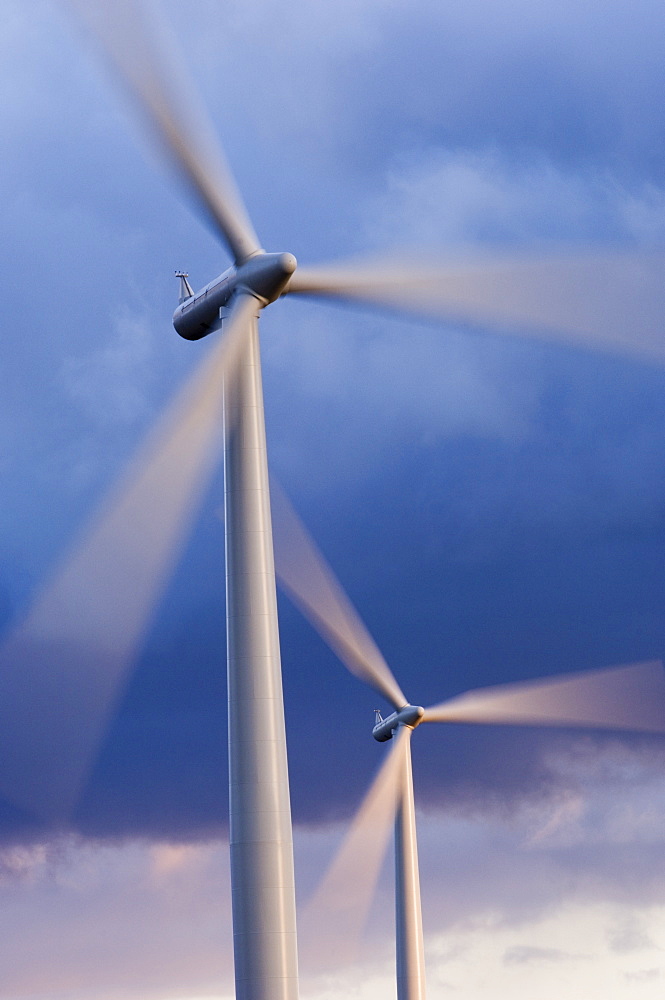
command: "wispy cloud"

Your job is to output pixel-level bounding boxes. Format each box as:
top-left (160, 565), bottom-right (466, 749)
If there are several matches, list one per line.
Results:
top-left (503, 944), bottom-right (582, 965)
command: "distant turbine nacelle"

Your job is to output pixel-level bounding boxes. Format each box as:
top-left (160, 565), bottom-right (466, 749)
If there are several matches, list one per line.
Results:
top-left (373, 704), bottom-right (425, 742)
top-left (173, 251), bottom-right (297, 340)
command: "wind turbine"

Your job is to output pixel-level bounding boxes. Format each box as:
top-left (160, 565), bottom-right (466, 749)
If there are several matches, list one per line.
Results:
top-left (270, 482), bottom-right (665, 1000)
top-left (2, 2), bottom-right (665, 999)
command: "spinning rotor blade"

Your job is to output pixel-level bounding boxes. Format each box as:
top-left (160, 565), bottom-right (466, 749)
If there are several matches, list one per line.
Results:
top-left (304, 727), bottom-right (408, 954)
top-left (288, 252), bottom-right (665, 362)
top-left (67, 0), bottom-right (261, 263)
top-left (271, 481), bottom-right (407, 710)
top-left (424, 660), bottom-right (665, 732)
top-left (0, 293), bottom-right (258, 823)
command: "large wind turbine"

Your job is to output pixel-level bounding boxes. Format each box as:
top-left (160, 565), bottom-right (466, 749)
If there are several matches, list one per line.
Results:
top-left (271, 484), bottom-right (665, 1000)
top-left (2, 2), bottom-right (665, 999)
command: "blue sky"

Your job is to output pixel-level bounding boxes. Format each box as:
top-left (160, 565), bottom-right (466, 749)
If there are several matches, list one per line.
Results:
top-left (1, 0), bottom-right (665, 997)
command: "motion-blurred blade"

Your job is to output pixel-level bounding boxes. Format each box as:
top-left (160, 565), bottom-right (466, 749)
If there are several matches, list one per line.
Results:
top-left (67, 0), bottom-right (261, 263)
top-left (0, 293), bottom-right (258, 823)
top-left (271, 480), bottom-right (407, 710)
top-left (423, 660), bottom-right (665, 732)
top-left (288, 252), bottom-right (665, 362)
top-left (303, 728), bottom-right (407, 961)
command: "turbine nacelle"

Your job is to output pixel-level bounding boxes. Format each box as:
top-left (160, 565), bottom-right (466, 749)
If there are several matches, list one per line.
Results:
top-left (373, 704), bottom-right (424, 742)
top-left (173, 251), bottom-right (297, 340)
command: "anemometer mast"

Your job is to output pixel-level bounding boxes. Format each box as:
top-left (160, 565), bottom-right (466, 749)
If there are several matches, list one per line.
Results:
top-left (175, 271), bottom-right (194, 304)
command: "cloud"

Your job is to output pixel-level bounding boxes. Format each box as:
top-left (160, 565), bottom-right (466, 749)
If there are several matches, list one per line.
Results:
top-left (60, 308), bottom-right (156, 428)
top-left (0, 4), bottom-right (664, 999)
top-left (0, 738), bottom-right (663, 1000)
top-left (0, 0), bottom-right (664, 849)
top-left (418, 903), bottom-right (665, 1000)
top-left (0, 836), bottom-right (234, 1000)
top-left (503, 944), bottom-right (578, 965)
top-left (365, 148), bottom-right (665, 250)
top-left (607, 915), bottom-right (655, 955)
top-left (623, 968), bottom-right (662, 984)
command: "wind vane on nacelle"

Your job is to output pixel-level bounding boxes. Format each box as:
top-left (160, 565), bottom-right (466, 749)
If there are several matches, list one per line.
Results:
top-left (174, 271), bottom-right (194, 304)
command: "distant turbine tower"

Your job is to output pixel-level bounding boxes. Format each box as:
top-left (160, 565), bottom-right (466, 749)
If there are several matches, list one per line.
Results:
top-left (271, 484), bottom-right (665, 1000)
top-left (0, 2), bottom-right (664, 1000)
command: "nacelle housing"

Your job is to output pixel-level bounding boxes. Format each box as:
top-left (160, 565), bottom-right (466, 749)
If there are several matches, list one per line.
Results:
top-left (372, 704), bottom-right (424, 741)
top-left (172, 252), bottom-right (297, 341)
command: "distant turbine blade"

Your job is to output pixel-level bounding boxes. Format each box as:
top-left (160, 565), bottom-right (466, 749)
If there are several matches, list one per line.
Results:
top-left (0, 292), bottom-right (258, 823)
top-left (288, 252), bottom-right (665, 363)
top-left (66, 0), bottom-right (261, 263)
top-left (423, 660), bottom-right (665, 732)
top-left (303, 728), bottom-right (407, 961)
top-left (270, 480), bottom-right (407, 710)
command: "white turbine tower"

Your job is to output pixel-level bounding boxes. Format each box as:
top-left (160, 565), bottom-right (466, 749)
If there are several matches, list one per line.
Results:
top-left (271, 484), bottom-right (665, 1000)
top-left (0, 3), bottom-right (664, 1000)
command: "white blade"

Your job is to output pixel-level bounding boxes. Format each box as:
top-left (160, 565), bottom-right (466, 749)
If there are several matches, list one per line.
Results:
top-left (288, 252), bottom-right (665, 363)
top-left (66, 0), bottom-right (261, 263)
top-left (424, 660), bottom-right (665, 732)
top-left (303, 729), bottom-right (408, 961)
top-left (0, 293), bottom-right (258, 823)
top-left (270, 480), bottom-right (407, 710)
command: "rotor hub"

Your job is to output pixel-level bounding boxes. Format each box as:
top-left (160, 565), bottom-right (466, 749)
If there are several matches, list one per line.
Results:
top-left (236, 251), bottom-right (297, 305)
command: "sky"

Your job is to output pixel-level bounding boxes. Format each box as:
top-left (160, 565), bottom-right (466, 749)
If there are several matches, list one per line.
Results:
top-left (1, 0), bottom-right (665, 997)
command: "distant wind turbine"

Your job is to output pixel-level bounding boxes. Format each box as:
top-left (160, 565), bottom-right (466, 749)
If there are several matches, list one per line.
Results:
top-left (271, 483), bottom-right (665, 1000)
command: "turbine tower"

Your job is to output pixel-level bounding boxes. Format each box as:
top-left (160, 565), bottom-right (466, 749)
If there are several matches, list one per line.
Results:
top-left (272, 484), bottom-right (665, 1000)
top-left (223, 290), bottom-right (299, 1000)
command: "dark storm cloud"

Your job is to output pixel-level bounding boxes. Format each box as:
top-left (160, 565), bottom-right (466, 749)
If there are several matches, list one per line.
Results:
top-left (1, 0), bottom-right (665, 845)
top-left (325, 0), bottom-right (665, 186)
top-left (22, 396), bottom-right (663, 842)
